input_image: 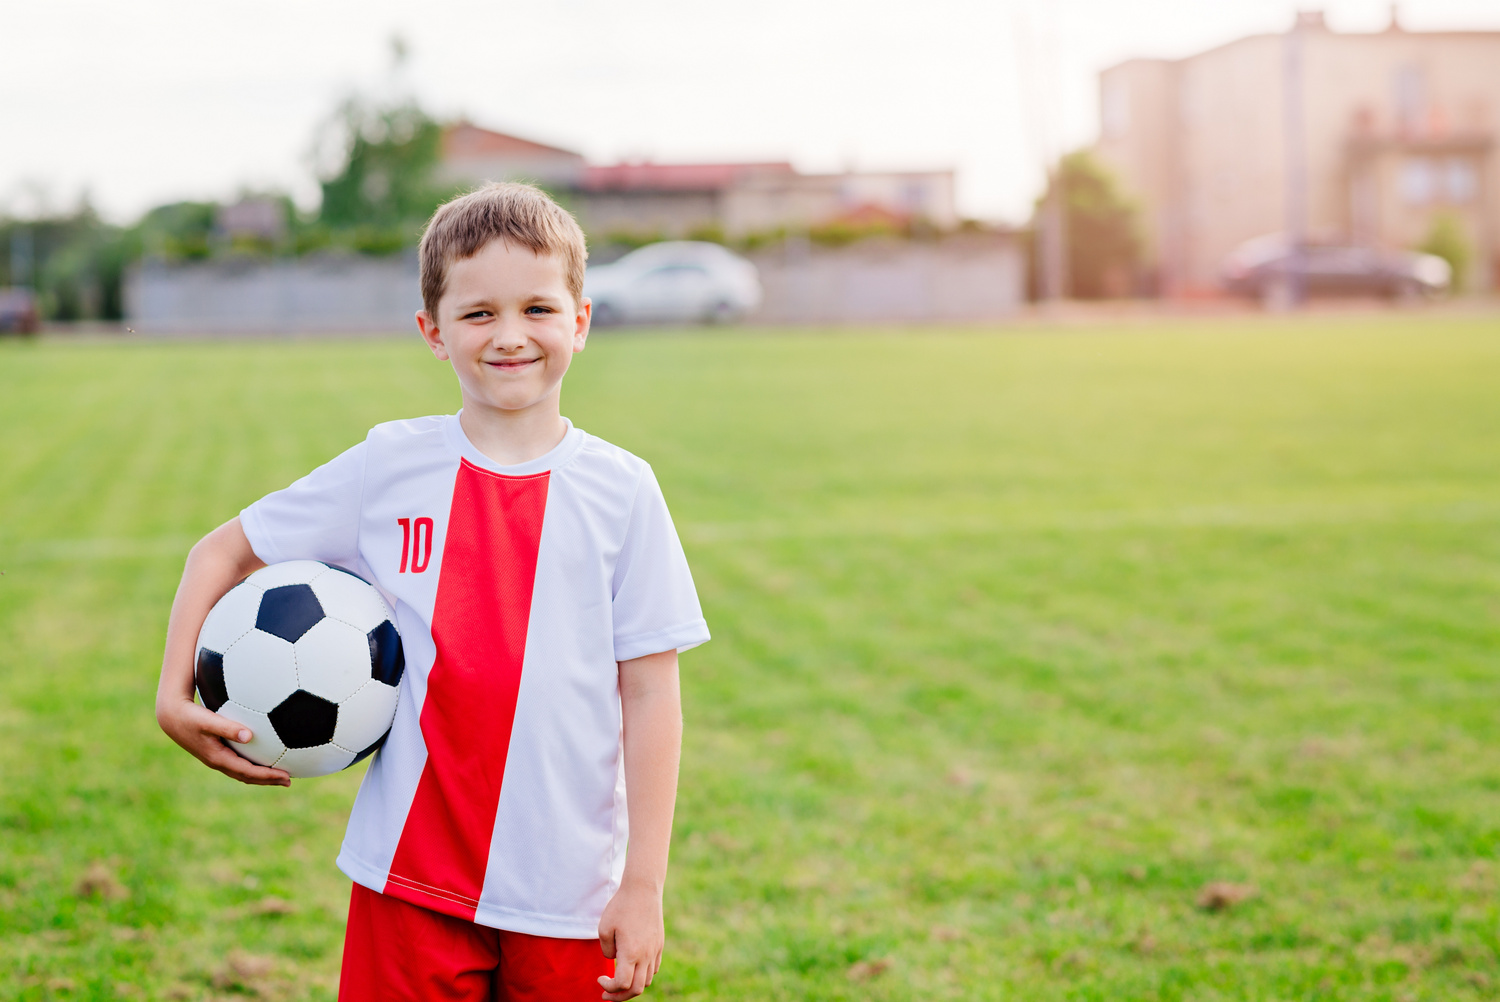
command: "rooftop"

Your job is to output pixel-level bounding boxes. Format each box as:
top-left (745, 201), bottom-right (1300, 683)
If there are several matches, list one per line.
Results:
top-left (582, 161), bottom-right (796, 193)
top-left (441, 122), bottom-right (584, 161)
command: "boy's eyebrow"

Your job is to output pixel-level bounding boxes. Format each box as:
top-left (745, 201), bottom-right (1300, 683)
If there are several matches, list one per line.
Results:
top-left (453, 291), bottom-right (567, 310)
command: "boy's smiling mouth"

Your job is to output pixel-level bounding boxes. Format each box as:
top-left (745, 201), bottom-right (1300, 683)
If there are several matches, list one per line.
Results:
top-left (487, 357), bottom-right (540, 370)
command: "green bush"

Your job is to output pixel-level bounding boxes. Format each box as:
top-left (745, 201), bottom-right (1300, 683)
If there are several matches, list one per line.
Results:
top-left (1419, 212), bottom-right (1471, 293)
top-left (808, 218), bottom-right (900, 247)
top-left (686, 222), bottom-right (727, 245)
top-left (595, 229), bottom-right (670, 252)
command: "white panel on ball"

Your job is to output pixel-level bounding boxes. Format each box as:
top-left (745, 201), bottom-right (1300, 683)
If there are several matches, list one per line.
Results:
top-left (222, 631), bottom-right (299, 713)
top-left (277, 743), bottom-right (357, 778)
top-left (246, 560), bottom-right (329, 590)
top-left (197, 582), bottom-right (263, 654)
top-left (333, 680), bottom-right (400, 753)
top-left (310, 569), bottom-right (393, 633)
top-left (217, 702), bottom-right (287, 767)
top-left (294, 618), bottom-right (373, 703)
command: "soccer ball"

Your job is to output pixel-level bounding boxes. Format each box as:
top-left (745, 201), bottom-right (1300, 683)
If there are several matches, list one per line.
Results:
top-left (194, 560), bottom-right (404, 778)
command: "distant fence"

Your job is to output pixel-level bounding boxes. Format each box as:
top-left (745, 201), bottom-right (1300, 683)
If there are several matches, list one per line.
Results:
top-left (125, 235), bottom-right (1024, 333)
top-left (748, 235), bottom-right (1025, 322)
top-left (124, 255), bottom-right (422, 334)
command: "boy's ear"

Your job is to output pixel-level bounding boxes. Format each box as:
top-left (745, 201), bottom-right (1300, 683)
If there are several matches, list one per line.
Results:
top-left (416, 310), bottom-right (450, 361)
top-left (573, 298), bottom-right (591, 354)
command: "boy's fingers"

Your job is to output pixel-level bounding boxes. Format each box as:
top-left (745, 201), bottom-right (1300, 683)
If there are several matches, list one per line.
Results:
top-left (202, 710), bottom-right (254, 744)
top-left (599, 959), bottom-right (640, 1000)
top-left (217, 753), bottom-right (292, 785)
top-left (203, 742), bottom-right (291, 786)
top-left (173, 700), bottom-right (254, 744)
top-left (600, 959), bottom-right (632, 987)
top-left (603, 958), bottom-right (649, 1001)
top-left (216, 759), bottom-right (291, 786)
top-left (221, 764), bottom-right (292, 787)
top-left (598, 929), bottom-right (617, 959)
top-left (220, 723), bottom-right (254, 744)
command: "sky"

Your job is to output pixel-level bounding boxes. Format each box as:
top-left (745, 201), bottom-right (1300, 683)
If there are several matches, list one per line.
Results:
top-left (3, 0), bottom-right (1498, 225)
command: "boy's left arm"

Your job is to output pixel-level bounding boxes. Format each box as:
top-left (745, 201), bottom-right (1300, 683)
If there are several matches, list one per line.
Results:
top-left (598, 649), bottom-right (682, 1002)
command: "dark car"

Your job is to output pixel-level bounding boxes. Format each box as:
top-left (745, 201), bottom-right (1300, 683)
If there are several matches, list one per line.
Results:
top-left (1221, 234), bottom-right (1450, 306)
top-left (0, 288), bottom-right (39, 334)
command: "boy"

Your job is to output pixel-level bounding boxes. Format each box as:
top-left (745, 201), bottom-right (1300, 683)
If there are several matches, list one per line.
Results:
top-left (156, 182), bottom-right (709, 1001)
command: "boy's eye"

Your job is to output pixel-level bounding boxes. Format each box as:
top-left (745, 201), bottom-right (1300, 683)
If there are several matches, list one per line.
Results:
top-left (462, 310), bottom-right (491, 320)
top-left (525, 306), bottom-right (553, 315)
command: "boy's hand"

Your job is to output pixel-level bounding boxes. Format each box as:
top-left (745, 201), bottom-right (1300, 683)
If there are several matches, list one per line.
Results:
top-left (157, 518), bottom-right (282, 786)
top-left (156, 696), bottom-right (291, 787)
top-left (597, 879), bottom-right (664, 1000)
top-left (600, 650), bottom-right (681, 1001)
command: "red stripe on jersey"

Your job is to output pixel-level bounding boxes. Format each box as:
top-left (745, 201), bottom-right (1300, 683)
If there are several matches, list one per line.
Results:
top-left (385, 459), bottom-right (550, 920)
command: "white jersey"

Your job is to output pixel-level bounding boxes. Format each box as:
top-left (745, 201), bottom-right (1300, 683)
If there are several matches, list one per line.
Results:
top-left (240, 414), bottom-right (709, 938)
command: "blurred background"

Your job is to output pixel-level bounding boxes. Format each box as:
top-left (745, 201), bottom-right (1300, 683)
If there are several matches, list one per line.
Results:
top-left (4, 0), bottom-right (1500, 331)
top-left (6, 4), bottom-right (1500, 1001)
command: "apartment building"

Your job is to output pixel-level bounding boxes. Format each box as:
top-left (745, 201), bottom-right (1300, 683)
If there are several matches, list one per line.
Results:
top-left (1095, 11), bottom-right (1500, 293)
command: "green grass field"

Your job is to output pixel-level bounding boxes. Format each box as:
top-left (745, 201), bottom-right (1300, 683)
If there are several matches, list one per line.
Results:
top-left (4, 317), bottom-right (1500, 1001)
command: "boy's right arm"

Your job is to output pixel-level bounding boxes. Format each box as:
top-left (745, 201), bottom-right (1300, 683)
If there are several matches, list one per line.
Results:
top-left (156, 517), bottom-right (291, 787)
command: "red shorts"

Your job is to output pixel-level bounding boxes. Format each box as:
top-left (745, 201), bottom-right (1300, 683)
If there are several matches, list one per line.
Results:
top-left (339, 882), bottom-right (614, 1001)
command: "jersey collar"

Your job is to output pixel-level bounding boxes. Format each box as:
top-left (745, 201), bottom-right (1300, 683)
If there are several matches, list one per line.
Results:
top-left (443, 412), bottom-right (586, 477)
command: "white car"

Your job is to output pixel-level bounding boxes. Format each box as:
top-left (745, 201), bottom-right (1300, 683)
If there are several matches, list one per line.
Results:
top-left (584, 241), bottom-right (762, 325)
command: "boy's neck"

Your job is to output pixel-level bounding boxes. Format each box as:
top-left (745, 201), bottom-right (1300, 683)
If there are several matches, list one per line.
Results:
top-left (458, 396), bottom-right (569, 467)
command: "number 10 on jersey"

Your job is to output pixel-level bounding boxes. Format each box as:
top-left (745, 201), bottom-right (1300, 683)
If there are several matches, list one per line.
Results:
top-left (398, 518), bottom-right (434, 573)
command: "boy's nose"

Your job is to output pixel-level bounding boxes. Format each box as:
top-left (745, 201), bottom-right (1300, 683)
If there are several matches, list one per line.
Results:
top-left (490, 322), bottom-right (528, 351)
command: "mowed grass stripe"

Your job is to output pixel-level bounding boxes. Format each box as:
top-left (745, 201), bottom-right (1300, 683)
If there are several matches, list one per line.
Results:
top-left (3, 318), bottom-right (1500, 1000)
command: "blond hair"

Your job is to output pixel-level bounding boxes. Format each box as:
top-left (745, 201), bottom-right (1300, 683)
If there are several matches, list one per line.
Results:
top-left (418, 182), bottom-right (588, 317)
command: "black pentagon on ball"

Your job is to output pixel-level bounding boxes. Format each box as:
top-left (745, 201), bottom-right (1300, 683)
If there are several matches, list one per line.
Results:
top-left (268, 689), bottom-right (339, 748)
top-left (196, 648), bottom-right (229, 712)
top-left (368, 620), bottom-right (405, 687)
top-left (256, 583), bottom-right (324, 642)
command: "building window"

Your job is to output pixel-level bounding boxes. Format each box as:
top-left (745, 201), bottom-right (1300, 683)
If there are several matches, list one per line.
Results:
top-left (1400, 158), bottom-right (1434, 205)
top-left (1394, 64), bottom-right (1426, 131)
top-left (1445, 158), bottom-right (1477, 203)
top-left (1102, 79), bottom-right (1130, 139)
top-left (900, 182), bottom-right (926, 212)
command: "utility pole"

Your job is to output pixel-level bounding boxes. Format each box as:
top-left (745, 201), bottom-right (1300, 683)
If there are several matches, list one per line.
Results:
top-left (1282, 12), bottom-right (1309, 308)
top-left (1039, 165), bottom-right (1068, 301)
top-left (1013, 0), bottom-right (1068, 302)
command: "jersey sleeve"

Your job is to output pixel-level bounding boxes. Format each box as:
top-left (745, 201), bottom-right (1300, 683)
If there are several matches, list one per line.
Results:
top-left (611, 465), bottom-right (711, 662)
top-left (239, 440), bottom-right (368, 569)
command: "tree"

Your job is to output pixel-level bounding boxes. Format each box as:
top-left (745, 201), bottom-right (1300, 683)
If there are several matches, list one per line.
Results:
top-left (314, 99), bottom-right (450, 252)
top-left (2, 203), bottom-right (129, 320)
top-left (1032, 150), bottom-right (1143, 299)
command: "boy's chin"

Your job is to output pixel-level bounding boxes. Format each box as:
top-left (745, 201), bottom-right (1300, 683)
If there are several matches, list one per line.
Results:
top-left (466, 391), bottom-right (556, 415)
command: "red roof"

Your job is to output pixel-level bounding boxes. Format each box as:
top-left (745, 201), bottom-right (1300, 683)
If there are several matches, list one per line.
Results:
top-left (442, 122), bottom-right (583, 161)
top-left (582, 161), bottom-right (795, 192)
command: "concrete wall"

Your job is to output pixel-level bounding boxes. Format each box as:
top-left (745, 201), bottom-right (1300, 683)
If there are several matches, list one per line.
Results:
top-left (125, 255), bottom-right (422, 334)
top-left (125, 238), bottom-right (1024, 332)
top-left (748, 236), bottom-right (1024, 323)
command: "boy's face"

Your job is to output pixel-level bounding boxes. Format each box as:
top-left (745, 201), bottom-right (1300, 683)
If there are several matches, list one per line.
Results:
top-left (417, 239), bottom-right (590, 419)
